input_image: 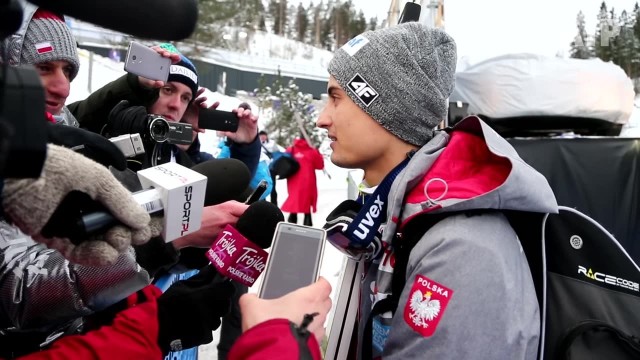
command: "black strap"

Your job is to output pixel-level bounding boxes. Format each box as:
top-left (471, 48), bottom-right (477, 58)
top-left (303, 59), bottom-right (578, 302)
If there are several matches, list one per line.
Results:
top-left (361, 210), bottom-right (495, 358)
top-left (360, 212), bottom-right (459, 359)
top-left (291, 313), bottom-right (319, 360)
top-left (558, 320), bottom-right (640, 359)
top-left (261, 143), bottom-right (273, 158)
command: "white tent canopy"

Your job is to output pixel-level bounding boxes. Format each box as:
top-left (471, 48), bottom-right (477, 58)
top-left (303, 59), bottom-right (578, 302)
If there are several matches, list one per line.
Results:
top-left (450, 53), bottom-right (635, 125)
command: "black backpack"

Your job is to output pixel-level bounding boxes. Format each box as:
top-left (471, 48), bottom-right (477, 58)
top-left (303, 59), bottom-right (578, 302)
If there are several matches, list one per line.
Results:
top-left (269, 152), bottom-right (300, 180)
top-left (372, 207), bottom-right (640, 359)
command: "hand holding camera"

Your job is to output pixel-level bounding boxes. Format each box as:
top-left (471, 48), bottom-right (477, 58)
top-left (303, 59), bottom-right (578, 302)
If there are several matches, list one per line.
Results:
top-left (106, 100), bottom-right (193, 145)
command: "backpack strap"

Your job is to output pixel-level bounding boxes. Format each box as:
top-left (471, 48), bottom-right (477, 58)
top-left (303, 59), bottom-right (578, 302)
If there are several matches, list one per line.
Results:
top-left (558, 320), bottom-right (640, 359)
top-left (361, 211), bottom-right (475, 359)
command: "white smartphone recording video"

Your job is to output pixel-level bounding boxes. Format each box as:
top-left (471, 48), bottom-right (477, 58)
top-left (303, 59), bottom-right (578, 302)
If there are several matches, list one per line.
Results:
top-left (258, 222), bottom-right (326, 300)
top-left (123, 41), bottom-right (171, 82)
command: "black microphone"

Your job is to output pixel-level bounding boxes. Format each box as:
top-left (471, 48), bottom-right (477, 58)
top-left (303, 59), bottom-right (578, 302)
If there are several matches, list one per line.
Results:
top-left (40, 159), bottom-right (252, 243)
top-left (192, 158), bottom-right (251, 206)
top-left (206, 201), bottom-right (284, 286)
top-left (26, 0), bottom-right (198, 40)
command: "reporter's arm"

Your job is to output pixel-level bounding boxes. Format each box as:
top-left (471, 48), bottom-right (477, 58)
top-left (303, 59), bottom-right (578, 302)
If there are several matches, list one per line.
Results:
top-left (228, 278), bottom-right (332, 360)
top-left (0, 222), bottom-right (149, 330)
top-left (228, 135), bottom-right (261, 177)
top-left (1, 145), bottom-right (159, 266)
top-left (15, 286), bottom-right (164, 360)
top-left (67, 74), bottom-right (156, 134)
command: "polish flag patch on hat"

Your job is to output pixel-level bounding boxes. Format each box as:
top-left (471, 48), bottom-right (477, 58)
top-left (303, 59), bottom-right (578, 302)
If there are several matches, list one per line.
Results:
top-left (35, 42), bottom-right (54, 54)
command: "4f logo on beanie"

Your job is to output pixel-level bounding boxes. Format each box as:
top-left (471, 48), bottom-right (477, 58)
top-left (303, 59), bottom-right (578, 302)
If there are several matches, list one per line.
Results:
top-left (348, 74), bottom-right (379, 107)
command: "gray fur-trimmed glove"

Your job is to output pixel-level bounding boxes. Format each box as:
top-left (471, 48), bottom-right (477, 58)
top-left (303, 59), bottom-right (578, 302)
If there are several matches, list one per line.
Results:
top-left (2, 144), bottom-right (162, 266)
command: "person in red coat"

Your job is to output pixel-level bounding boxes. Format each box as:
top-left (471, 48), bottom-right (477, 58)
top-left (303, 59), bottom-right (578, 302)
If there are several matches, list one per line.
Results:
top-left (281, 137), bottom-right (324, 226)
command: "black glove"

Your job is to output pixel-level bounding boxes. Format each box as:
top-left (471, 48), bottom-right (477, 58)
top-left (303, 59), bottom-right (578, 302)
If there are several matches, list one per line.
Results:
top-left (156, 266), bottom-right (236, 354)
top-left (105, 100), bottom-right (149, 138)
top-left (46, 123), bottom-right (127, 171)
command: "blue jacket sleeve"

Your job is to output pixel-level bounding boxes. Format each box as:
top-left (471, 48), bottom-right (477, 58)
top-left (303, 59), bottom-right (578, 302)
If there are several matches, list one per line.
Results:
top-left (229, 134), bottom-right (260, 178)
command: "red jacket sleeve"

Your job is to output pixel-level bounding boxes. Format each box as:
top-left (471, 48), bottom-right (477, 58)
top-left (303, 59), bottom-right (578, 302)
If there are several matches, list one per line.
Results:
top-left (228, 319), bottom-right (322, 360)
top-left (312, 149), bottom-right (324, 170)
top-left (15, 286), bottom-right (163, 360)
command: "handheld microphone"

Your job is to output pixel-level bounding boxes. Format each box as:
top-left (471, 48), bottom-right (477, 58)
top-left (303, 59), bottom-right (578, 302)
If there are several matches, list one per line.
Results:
top-left (26, 0), bottom-right (198, 40)
top-left (40, 159), bottom-right (252, 244)
top-left (192, 158), bottom-right (251, 206)
top-left (206, 201), bottom-right (284, 287)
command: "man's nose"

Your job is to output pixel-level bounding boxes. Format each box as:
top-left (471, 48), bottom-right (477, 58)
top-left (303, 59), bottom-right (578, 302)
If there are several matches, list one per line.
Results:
top-left (48, 69), bottom-right (70, 99)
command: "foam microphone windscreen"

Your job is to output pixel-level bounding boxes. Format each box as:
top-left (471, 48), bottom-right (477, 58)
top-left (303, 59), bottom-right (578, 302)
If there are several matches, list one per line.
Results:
top-left (235, 201), bottom-right (284, 249)
top-left (191, 159), bottom-right (252, 206)
top-left (27, 0), bottom-right (198, 40)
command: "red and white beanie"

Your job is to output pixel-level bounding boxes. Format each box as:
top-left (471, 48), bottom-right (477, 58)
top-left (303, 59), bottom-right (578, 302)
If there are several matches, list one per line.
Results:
top-left (20, 8), bottom-right (80, 80)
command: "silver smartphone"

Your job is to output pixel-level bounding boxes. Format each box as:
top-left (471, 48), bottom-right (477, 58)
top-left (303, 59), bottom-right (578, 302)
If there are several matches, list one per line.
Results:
top-left (123, 41), bottom-right (171, 82)
top-left (258, 222), bottom-right (327, 299)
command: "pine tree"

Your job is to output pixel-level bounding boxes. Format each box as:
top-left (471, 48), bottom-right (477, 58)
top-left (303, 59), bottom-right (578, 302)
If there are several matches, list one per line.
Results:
top-left (632, 2), bottom-right (640, 78)
top-left (349, 10), bottom-right (368, 40)
top-left (608, 7), bottom-right (620, 65)
top-left (311, 1), bottom-right (323, 46)
top-left (320, 0), bottom-right (336, 50)
top-left (595, 1), bottom-right (614, 62)
top-left (255, 74), bottom-right (325, 148)
top-left (295, 3), bottom-right (311, 42)
top-left (268, 0), bottom-right (288, 35)
top-left (368, 17), bottom-right (378, 31)
top-left (285, 3), bottom-right (297, 39)
top-left (570, 11), bottom-right (592, 59)
top-left (186, 0), bottom-right (243, 52)
top-left (231, 0), bottom-right (265, 29)
top-left (618, 10), bottom-right (634, 76)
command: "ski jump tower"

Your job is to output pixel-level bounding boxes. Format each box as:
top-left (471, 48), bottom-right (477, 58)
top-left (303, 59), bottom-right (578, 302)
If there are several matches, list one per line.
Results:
top-left (386, 0), bottom-right (445, 28)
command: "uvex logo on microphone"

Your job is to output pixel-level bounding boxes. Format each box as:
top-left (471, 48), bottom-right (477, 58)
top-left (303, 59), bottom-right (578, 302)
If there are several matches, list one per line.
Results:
top-left (353, 194), bottom-right (384, 240)
top-left (207, 224), bottom-right (268, 287)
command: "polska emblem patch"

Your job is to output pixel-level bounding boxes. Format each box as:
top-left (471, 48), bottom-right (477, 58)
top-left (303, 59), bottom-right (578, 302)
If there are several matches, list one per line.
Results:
top-left (404, 275), bottom-right (453, 337)
top-left (347, 74), bottom-right (379, 107)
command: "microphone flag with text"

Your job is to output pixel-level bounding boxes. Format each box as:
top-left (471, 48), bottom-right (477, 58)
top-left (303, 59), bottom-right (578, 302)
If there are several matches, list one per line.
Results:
top-left (207, 201), bottom-right (284, 286)
top-left (41, 159), bottom-right (252, 244)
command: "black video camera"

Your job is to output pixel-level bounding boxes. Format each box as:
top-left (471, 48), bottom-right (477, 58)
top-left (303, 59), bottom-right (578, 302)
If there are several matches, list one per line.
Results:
top-left (146, 115), bottom-right (193, 145)
top-left (105, 102), bottom-right (194, 146)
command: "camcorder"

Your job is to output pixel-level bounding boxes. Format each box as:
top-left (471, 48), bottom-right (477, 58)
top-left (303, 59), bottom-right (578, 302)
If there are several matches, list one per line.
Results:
top-left (146, 115), bottom-right (193, 145)
top-left (105, 111), bottom-right (194, 147)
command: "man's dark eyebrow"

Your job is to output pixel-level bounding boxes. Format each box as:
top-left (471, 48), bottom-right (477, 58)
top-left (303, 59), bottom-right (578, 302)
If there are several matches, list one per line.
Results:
top-left (327, 85), bottom-right (341, 96)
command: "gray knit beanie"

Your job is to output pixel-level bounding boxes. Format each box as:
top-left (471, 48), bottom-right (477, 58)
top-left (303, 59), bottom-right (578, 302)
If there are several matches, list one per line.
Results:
top-left (20, 9), bottom-right (80, 80)
top-left (328, 23), bottom-right (457, 146)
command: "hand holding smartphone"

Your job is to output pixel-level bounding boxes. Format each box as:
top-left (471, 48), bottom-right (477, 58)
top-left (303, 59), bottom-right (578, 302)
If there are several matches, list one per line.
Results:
top-left (245, 180), bottom-right (268, 204)
top-left (258, 223), bottom-right (326, 299)
top-left (124, 41), bottom-right (171, 82)
top-left (198, 108), bottom-right (239, 132)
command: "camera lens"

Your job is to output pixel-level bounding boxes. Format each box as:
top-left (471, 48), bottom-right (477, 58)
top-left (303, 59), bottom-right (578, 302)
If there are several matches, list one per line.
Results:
top-left (148, 117), bottom-right (169, 142)
top-left (132, 55), bottom-right (137, 61)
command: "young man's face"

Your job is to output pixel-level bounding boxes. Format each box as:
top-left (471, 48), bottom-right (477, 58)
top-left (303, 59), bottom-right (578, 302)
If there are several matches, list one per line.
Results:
top-left (317, 76), bottom-right (399, 171)
top-left (35, 60), bottom-right (72, 115)
top-left (259, 134), bottom-right (268, 143)
top-left (147, 81), bottom-right (192, 122)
